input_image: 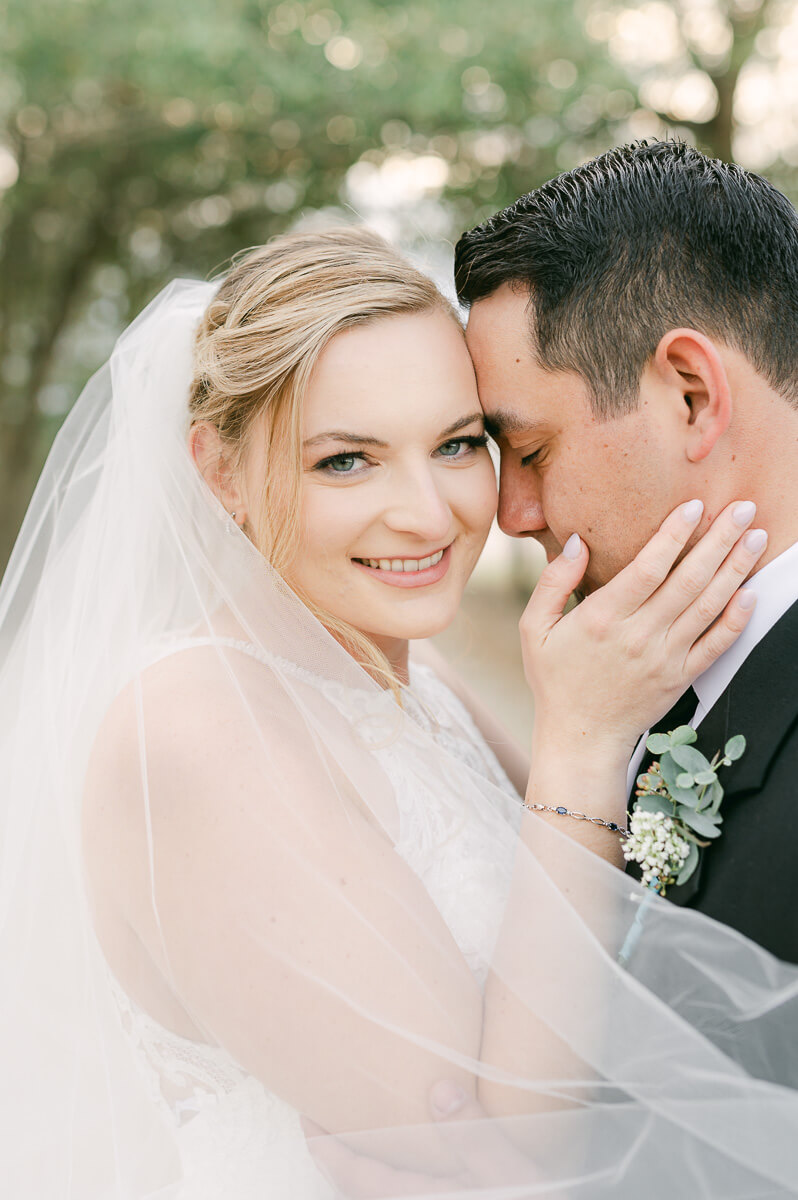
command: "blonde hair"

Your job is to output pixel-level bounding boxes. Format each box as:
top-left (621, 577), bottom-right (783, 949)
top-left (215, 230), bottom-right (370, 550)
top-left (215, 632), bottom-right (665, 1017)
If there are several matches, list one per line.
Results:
top-left (189, 226), bottom-right (458, 688)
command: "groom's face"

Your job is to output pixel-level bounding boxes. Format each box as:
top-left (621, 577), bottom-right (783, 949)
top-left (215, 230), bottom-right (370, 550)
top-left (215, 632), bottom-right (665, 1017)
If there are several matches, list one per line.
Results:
top-left (465, 284), bottom-right (683, 592)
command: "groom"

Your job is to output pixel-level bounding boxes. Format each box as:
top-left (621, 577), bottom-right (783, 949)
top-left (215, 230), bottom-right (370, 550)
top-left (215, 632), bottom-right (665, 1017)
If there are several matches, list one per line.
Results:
top-left (455, 140), bottom-right (798, 964)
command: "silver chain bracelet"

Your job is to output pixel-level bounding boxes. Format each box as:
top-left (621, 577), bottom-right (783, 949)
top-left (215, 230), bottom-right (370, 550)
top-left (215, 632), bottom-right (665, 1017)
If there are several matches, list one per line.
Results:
top-left (523, 801), bottom-right (629, 836)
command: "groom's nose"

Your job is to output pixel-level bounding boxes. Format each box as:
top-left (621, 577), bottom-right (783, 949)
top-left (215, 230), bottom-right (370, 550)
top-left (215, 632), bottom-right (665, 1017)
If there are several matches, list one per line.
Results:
top-left (497, 459), bottom-right (546, 538)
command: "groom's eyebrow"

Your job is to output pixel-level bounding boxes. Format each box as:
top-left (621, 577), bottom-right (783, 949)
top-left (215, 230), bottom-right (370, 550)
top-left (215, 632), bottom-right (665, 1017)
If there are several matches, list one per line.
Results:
top-left (483, 410), bottom-right (547, 439)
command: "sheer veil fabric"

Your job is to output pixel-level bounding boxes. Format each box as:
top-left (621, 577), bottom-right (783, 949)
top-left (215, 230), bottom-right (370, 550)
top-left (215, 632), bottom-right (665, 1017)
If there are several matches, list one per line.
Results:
top-left (1, 279), bottom-right (797, 1199)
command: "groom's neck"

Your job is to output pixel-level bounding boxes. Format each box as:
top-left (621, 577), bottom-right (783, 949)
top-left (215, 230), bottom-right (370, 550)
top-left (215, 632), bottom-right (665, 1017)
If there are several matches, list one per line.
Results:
top-left (701, 380), bottom-right (798, 572)
top-left (736, 410), bottom-right (798, 572)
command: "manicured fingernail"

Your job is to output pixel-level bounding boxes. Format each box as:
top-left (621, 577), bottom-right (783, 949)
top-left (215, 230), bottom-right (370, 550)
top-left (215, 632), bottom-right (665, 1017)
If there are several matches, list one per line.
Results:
top-left (733, 501), bottom-right (756, 526)
top-left (743, 528), bottom-right (767, 554)
top-left (563, 533), bottom-right (582, 560)
top-left (737, 589), bottom-right (757, 610)
top-left (430, 1080), bottom-right (466, 1116)
top-left (681, 499), bottom-right (704, 523)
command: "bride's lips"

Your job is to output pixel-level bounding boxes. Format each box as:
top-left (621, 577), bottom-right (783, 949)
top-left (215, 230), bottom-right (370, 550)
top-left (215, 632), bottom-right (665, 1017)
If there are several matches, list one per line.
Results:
top-left (351, 544), bottom-right (452, 588)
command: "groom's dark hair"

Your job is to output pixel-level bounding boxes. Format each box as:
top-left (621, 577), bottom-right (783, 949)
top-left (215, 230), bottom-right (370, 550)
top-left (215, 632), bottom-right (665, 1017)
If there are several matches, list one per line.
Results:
top-left (454, 140), bottom-right (798, 417)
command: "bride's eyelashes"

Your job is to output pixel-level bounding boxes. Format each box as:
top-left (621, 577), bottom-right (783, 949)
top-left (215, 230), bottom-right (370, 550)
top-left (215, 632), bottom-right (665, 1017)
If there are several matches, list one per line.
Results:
top-left (312, 433), bottom-right (489, 478)
top-left (313, 451), bottom-right (369, 476)
top-left (437, 432), bottom-right (489, 458)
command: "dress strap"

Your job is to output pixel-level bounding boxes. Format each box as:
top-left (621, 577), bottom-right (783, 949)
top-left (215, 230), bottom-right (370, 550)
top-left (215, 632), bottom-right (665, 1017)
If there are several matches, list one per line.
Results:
top-left (163, 635), bottom-right (274, 669)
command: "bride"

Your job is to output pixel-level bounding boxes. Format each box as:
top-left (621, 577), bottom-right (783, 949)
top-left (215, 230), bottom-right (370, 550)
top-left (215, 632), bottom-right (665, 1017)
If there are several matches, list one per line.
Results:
top-left (2, 226), bottom-right (798, 1199)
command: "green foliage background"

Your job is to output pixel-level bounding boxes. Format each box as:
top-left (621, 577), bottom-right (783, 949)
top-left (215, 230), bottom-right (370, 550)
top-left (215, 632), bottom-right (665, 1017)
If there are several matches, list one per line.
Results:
top-left (0, 0), bottom-right (794, 564)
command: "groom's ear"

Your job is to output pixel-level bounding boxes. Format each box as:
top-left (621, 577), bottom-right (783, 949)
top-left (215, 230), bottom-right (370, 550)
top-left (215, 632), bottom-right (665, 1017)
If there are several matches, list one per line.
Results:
top-left (650, 329), bottom-right (732, 463)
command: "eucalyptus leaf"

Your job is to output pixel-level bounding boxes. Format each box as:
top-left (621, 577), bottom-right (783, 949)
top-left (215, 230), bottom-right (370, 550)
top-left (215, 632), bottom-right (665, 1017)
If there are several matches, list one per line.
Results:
top-left (646, 732), bottom-right (672, 755)
top-left (677, 806), bottom-right (722, 838)
top-left (693, 769), bottom-right (717, 786)
top-left (707, 780), bottom-right (725, 815)
top-left (635, 772), bottom-right (661, 793)
top-left (670, 725), bottom-right (698, 746)
top-left (676, 772), bottom-right (695, 789)
top-left (724, 735), bottom-right (746, 762)
top-left (676, 840), bottom-right (700, 885)
top-left (634, 794), bottom-right (674, 817)
top-left (670, 744), bottom-right (712, 775)
top-left (659, 754), bottom-right (700, 806)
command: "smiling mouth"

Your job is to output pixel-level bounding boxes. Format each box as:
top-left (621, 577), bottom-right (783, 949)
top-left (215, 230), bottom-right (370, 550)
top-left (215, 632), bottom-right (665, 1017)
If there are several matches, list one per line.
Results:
top-left (352, 548), bottom-right (445, 573)
top-left (350, 545), bottom-right (453, 588)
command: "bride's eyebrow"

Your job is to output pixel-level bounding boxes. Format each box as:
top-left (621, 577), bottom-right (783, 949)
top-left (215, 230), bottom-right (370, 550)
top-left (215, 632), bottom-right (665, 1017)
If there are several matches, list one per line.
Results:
top-left (438, 412), bottom-right (484, 437)
top-left (303, 431), bottom-right (388, 449)
top-left (303, 412), bottom-right (485, 449)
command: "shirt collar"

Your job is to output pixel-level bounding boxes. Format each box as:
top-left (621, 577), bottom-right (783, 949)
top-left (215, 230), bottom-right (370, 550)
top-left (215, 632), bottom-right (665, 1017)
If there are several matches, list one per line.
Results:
top-left (692, 538), bottom-right (798, 719)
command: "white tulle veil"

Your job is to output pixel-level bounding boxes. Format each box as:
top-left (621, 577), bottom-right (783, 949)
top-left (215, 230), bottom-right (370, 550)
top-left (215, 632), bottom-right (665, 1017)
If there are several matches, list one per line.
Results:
top-left (1, 274), bottom-right (798, 1199)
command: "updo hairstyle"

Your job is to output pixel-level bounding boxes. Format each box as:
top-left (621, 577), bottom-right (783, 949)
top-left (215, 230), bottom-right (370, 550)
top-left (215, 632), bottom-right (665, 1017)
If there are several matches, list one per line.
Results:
top-left (188, 226), bottom-right (458, 684)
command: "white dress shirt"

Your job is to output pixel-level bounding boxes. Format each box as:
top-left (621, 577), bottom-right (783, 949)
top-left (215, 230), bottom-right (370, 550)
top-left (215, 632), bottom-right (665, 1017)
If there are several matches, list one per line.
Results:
top-left (626, 537), bottom-right (798, 795)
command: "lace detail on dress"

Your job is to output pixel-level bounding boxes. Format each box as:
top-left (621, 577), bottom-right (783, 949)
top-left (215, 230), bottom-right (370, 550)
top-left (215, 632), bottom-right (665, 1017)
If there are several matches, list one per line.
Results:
top-left (106, 969), bottom-right (248, 1124)
top-left (384, 661), bottom-right (521, 982)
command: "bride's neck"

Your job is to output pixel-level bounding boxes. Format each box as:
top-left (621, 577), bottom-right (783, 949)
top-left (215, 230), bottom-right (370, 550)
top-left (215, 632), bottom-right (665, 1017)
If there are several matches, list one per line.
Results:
top-left (371, 635), bottom-right (410, 686)
top-left (326, 621), bottom-right (410, 688)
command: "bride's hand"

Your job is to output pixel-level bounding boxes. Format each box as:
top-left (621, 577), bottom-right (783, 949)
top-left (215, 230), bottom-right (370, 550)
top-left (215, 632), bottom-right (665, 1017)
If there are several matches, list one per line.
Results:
top-left (520, 499), bottom-right (766, 760)
top-left (302, 1085), bottom-right (539, 1196)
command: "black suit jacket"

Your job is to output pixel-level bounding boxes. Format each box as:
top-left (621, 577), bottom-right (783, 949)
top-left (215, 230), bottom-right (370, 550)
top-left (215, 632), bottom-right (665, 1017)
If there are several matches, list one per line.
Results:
top-left (628, 597), bottom-right (798, 964)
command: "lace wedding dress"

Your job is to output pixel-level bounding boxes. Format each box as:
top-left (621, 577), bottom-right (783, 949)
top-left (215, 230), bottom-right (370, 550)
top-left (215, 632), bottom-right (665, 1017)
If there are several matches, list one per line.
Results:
top-left (106, 641), bottom-right (522, 1200)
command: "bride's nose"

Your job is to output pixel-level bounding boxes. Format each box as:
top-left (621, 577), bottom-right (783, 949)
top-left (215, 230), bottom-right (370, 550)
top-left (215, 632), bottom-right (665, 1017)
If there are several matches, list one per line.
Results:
top-left (381, 464), bottom-right (452, 542)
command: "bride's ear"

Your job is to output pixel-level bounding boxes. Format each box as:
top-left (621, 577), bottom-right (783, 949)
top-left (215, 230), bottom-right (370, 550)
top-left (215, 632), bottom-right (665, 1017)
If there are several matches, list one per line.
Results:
top-left (188, 421), bottom-right (246, 522)
top-left (651, 329), bottom-right (732, 463)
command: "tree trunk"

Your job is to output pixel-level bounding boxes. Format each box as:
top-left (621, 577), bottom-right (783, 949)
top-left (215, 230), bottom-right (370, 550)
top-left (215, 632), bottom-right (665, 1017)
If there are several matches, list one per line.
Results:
top-left (0, 203), bottom-right (110, 570)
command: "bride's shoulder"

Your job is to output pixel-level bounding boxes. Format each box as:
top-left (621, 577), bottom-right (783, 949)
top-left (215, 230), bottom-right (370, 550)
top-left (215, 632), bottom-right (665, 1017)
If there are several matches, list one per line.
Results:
top-left (84, 640), bottom-right (299, 810)
top-left (98, 641), bottom-right (247, 737)
top-left (81, 639), bottom-right (342, 930)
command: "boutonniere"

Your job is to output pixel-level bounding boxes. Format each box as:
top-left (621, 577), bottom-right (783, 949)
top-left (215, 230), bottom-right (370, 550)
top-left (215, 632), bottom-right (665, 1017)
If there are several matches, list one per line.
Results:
top-left (622, 726), bottom-right (746, 896)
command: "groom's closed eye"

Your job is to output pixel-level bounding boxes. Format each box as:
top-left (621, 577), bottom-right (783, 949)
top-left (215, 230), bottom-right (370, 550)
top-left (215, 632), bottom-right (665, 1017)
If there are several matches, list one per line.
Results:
top-left (520, 447), bottom-right (546, 468)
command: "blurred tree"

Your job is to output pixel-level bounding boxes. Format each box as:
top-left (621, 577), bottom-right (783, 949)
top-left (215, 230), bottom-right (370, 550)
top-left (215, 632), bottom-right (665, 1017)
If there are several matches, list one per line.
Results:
top-left (0, 0), bottom-right (795, 564)
top-left (582, 0), bottom-right (795, 170)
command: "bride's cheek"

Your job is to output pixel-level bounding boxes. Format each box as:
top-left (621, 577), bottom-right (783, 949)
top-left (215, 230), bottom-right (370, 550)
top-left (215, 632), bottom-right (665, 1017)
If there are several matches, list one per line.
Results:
top-left (467, 462), bottom-right (499, 539)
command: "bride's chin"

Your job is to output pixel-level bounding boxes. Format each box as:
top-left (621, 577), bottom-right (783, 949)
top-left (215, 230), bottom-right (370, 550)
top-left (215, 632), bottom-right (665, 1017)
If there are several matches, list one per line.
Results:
top-left (368, 605), bottom-right (463, 643)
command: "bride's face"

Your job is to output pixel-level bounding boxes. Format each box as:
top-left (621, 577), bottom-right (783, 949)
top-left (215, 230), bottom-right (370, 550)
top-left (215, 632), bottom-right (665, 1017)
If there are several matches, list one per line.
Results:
top-left (280, 310), bottom-right (497, 649)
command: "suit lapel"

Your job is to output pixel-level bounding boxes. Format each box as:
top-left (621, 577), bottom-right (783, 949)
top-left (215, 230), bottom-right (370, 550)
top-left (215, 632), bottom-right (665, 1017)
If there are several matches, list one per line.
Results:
top-left (665, 598), bottom-right (798, 907)
top-left (700, 597), bottom-right (798, 795)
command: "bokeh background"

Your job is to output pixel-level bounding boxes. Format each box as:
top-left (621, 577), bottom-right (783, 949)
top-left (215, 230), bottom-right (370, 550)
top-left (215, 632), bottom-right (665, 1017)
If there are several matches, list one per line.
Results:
top-left (2, 0), bottom-right (797, 739)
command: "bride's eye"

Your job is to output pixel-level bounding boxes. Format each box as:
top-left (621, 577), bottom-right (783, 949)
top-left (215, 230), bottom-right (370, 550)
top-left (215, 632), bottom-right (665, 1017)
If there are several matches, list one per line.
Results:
top-left (436, 434), bottom-right (488, 460)
top-left (314, 451), bottom-right (369, 476)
